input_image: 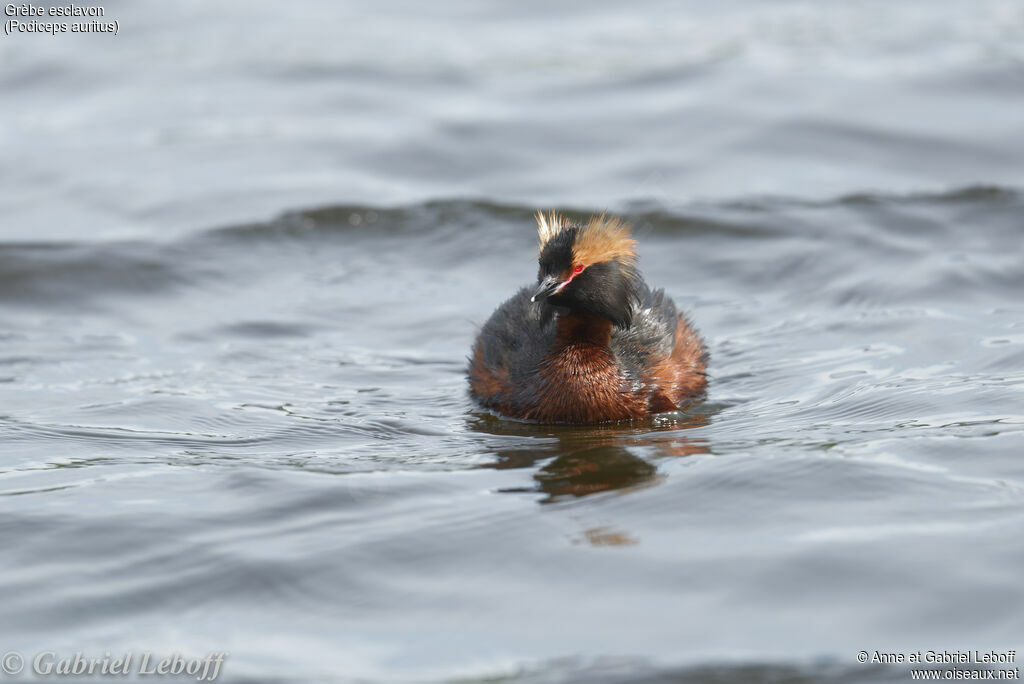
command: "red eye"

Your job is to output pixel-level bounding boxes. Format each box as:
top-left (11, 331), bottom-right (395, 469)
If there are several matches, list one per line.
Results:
top-left (573, 264), bottom-right (584, 274)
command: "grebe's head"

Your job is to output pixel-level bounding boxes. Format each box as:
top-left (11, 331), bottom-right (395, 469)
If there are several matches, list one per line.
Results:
top-left (531, 212), bottom-right (641, 328)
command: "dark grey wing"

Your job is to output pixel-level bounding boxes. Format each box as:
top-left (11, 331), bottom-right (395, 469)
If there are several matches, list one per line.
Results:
top-left (610, 280), bottom-right (677, 378)
top-left (473, 286), bottom-right (556, 375)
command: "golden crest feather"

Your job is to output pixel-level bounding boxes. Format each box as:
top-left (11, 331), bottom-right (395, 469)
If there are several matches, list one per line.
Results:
top-left (535, 211), bottom-right (637, 266)
top-left (572, 214), bottom-right (637, 267)
top-left (535, 211), bottom-right (566, 250)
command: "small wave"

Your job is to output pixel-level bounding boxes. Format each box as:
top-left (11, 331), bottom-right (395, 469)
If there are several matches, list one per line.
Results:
top-left (0, 241), bottom-right (196, 309)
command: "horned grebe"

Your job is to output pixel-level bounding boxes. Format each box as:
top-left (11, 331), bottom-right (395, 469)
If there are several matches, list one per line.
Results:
top-left (469, 213), bottom-right (707, 423)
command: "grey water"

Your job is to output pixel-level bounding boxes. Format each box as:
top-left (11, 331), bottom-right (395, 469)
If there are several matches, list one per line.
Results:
top-left (2, 1), bottom-right (1024, 683)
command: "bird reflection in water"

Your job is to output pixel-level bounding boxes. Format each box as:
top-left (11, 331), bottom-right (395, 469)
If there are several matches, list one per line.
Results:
top-left (470, 408), bottom-right (712, 546)
top-left (470, 407), bottom-right (712, 504)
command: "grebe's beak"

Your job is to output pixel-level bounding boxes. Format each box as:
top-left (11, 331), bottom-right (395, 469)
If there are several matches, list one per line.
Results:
top-left (531, 275), bottom-right (563, 302)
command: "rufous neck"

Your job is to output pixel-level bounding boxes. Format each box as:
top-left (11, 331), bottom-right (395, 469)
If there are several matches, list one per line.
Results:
top-left (553, 312), bottom-right (613, 349)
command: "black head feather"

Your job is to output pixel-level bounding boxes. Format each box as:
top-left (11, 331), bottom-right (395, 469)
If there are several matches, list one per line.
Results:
top-left (537, 227), bottom-right (577, 276)
top-left (535, 226), bottom-right (641, 329)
